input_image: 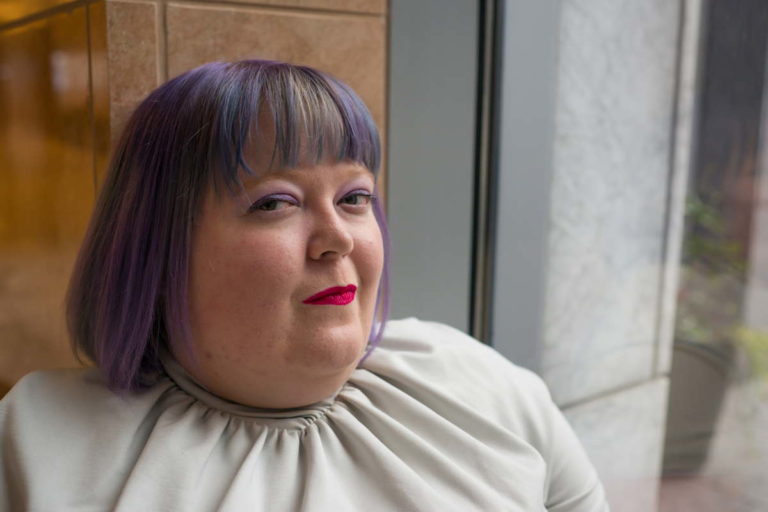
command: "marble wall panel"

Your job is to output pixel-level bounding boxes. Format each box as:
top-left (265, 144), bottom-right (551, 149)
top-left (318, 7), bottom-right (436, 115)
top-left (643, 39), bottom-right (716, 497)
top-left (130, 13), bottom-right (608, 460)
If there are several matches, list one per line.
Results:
top-left (542, 0), bottom-right (681, 404)
top-left (166, 2), bottom-right (386, 136)
top-left (564, 377), bottom-right (670, 512)
top-left (105, 0), bottom-right (159, 143)
top-left (0, 6), bottom-right (94, 394)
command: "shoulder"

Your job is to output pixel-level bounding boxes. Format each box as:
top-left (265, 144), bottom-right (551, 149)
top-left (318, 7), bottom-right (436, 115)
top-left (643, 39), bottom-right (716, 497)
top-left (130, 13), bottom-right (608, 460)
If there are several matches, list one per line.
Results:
top-left (373, 317), bottom-right (549, 394)
top-left (368, 319), bottom-right (609, 510)
top-left (1, 367), bottom-right (163, 426)
top-left (1, 368), bottom-right (175, 509)
top-left (1, 367), bottom-right (168, 456)
top-left (3, 371), bottom-right (167, 471)
top-left (366, 318), bottom-right (555, 440)
top-left (4, 366), bottom-right (107, 403)
top-left (2, 367), bottom-right (110, 424)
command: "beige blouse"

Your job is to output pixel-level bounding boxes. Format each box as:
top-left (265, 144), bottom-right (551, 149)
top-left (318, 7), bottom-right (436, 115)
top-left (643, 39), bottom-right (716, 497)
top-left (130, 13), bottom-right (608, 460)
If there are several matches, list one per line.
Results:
top-left (0, 318), bottom-right (609, 511)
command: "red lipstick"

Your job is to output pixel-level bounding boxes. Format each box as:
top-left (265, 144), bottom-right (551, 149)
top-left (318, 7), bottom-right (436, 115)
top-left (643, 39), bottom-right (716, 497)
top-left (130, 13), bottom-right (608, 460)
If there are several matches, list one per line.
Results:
top-left (303, 285), bottom-right (357, 305)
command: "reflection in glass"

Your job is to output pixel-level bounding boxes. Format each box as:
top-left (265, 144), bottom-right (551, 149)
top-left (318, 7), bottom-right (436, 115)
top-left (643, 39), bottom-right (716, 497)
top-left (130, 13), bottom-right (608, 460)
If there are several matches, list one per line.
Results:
top-left (0, 7), bottom-right (96, 394)
top-left (661, 1), bottom-right (768, 509)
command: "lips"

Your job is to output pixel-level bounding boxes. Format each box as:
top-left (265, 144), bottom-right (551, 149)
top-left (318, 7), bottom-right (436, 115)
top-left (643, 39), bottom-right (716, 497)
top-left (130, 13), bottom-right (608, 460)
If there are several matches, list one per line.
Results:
top-left (303, 284), bottom-right (357, 305)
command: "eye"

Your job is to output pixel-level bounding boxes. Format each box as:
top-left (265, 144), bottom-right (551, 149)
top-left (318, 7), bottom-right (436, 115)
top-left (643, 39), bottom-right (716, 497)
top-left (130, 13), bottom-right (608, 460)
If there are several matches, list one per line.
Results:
top-left (339, 191), bottom-right (375, 207)
top-left (248, 194), bottom-right (298, 213)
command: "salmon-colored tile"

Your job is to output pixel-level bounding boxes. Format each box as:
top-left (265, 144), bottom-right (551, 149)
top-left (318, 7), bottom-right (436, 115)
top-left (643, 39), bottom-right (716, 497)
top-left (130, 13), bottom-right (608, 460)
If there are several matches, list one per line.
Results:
top-left (219, 0), bottom-right (386, 15)
top-left (166, 2), bottom-right (386, 136)
top-left (0, 6), bottom-right (94, 389)
top-left (105, 0), bottom-right (159, 143)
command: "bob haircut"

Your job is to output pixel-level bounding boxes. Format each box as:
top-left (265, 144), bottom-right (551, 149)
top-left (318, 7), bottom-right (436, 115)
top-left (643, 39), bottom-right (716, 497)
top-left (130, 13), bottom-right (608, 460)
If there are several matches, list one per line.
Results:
top-left (66, 59), bottom-right (391, 393)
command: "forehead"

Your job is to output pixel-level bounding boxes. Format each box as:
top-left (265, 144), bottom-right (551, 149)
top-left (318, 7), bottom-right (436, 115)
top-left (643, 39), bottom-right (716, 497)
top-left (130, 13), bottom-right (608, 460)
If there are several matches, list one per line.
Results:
top-left (241, 108), bottom-right (280, 173)
top-left (236, 112), bottom-right (373, 186)
top-left (239, 159), bottom-right (374, 189)
top-left (203, 102), bottom-right (377, 209)
top-left (236, 108), bottom-right (348, 177)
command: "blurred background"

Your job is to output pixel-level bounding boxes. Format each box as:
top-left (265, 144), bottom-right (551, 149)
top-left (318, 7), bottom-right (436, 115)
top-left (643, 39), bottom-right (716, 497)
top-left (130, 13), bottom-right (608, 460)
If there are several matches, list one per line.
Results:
top-left (1, 0), bottom-right (766, 510)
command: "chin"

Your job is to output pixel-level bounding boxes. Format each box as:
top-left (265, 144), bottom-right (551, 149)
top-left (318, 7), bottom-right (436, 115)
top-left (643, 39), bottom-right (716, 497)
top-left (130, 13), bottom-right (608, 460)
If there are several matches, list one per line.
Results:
top-left (286, 323), bottom-right (368, 373)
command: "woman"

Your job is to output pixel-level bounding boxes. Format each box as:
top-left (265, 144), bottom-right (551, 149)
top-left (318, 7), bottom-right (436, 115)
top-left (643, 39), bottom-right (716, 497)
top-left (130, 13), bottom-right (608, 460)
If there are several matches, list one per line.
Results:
top-left (0, 60), bottom-right (609, 511)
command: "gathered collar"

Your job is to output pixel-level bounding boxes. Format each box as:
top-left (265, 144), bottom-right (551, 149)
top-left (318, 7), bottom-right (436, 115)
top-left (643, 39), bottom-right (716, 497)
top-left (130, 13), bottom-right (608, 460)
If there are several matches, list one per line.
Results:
top-left (159, 347), bottom-right (346, 424)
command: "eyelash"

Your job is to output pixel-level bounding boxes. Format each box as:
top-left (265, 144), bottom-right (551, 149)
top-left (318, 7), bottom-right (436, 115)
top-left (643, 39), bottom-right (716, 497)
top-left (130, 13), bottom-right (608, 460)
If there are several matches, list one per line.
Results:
top-left (339, 191), bottom-right (376, 207)
top-left (248, 191), bottom-right (376, 213)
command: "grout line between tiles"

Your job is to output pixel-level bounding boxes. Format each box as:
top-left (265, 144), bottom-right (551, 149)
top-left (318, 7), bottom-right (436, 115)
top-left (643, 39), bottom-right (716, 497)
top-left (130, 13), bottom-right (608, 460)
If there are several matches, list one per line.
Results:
top-left (157, 0), bottom-right (169, 82)
top-left (381, 0), bottom-right (390, 206)
top-left (558, 375), bottom-right (669, 411)
top-left (167, 0), bottom-right (384, 19)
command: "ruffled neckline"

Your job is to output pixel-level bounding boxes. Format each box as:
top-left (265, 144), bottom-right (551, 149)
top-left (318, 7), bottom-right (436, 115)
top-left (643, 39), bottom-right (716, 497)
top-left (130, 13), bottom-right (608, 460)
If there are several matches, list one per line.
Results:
top-left (159, 347), bottom-right (348, 425)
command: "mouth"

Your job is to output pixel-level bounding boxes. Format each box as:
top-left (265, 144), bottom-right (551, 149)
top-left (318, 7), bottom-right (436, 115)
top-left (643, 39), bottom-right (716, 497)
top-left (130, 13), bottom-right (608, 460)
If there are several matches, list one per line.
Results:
top-left (302, 284), bottom-right (357, 305)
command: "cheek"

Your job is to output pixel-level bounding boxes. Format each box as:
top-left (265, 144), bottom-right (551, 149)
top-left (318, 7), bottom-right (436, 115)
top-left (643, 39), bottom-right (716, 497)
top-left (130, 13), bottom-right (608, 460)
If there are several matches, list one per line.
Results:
top-left (190, 227), bottom-right (304, 317)
top-left (356, 225), bottom-right (385, 294)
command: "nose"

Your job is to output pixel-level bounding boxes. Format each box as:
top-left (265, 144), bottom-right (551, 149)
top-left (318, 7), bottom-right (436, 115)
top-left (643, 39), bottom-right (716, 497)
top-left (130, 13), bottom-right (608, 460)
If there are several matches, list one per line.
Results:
top-left (307, 209), bottom-right (354, 261)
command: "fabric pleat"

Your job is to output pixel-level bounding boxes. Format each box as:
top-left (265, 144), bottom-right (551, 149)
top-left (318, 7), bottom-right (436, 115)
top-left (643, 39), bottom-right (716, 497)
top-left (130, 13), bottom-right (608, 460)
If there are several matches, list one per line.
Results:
top-left (0, 318), bottom-right (609, 512)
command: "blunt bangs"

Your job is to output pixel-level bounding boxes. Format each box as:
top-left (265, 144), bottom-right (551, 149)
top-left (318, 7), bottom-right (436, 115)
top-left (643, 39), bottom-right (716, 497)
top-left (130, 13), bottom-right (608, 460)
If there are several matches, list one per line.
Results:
top-left (207, 61), bottom-right (381, 196)
top-left (66, 59), bottom-right (389, 393)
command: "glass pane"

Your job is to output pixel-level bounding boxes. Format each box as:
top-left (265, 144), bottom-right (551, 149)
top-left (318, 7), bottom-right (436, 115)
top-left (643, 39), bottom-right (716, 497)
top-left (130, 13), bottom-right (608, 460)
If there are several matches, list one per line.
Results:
top-left (660, 1), bottom-right (768, 509)
top-left (0, 6), bottom-right (95, 396)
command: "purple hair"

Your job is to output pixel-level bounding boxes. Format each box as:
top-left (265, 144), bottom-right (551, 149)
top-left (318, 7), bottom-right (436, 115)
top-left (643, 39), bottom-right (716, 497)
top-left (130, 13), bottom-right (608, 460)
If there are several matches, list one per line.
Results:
top-left (66, 59), bottom-right (391, 392)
